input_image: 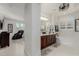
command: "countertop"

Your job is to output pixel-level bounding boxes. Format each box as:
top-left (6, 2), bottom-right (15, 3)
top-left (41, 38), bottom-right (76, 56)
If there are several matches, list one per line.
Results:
top-left (41, 32), bottom-right (57, 36)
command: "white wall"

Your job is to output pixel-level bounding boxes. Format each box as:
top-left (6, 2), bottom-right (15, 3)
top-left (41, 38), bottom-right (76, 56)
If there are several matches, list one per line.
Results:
top-left (0, 17), bottom-right (24, 45)
top-left (6, 18), bottom-right (24, 35)
top-left (41, 6), bottom-right (79, 48)
top-left (56, 13), bottom-right (79, 48)
top-left (0, 17), bottom-right (25, 44)
top-left (0, 3), bottom-right (25, 42)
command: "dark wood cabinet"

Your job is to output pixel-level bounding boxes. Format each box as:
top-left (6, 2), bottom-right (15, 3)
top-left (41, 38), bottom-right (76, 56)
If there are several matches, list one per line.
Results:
top-left (41, 36), bottom-right (47, 49)
top-left (41, 34), bottom-right (56, 49)
top-left (0, 32), bottom-right (9, 48)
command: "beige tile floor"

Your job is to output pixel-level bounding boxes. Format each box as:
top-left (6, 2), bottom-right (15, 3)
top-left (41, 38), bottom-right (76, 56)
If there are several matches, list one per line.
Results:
top-left (41, 44), bottom-right (79, 56)
top-left (0, 39), bottom-right (79, 56)
top-left (0, 39), bottom-right (25, 56)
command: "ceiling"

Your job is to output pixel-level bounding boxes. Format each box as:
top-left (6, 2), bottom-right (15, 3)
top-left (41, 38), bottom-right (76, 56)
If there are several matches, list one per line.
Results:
top-left (41, 3), bottom-right (79, 17)
top-left (0, 3), bottom-right (25, 21)
top-left (0, 3), bottom-right (79, 21)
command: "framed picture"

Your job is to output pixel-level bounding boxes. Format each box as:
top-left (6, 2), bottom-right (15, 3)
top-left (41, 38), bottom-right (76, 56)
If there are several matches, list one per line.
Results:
top-left (60, 23), bottom-right (65, 29)
top-left (8, 24), bottom-right (13, 33)
top-left (67, 23), bottom-right (73, 29)
top-left (75, 19), bottom-right (79, 32)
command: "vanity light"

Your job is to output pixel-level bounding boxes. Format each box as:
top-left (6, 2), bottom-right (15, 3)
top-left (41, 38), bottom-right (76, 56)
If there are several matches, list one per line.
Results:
top-left (40, 17), bottom-right (48, 21)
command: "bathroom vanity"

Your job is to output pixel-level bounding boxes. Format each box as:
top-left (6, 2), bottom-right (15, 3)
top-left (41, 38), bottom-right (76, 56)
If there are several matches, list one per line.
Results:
top-left (41, 33), bottom-right (56, 49)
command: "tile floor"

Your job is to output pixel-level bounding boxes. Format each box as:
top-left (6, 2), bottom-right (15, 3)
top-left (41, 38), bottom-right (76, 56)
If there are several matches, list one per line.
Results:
top-left (41, 44), bottom-right (79, 56)
top-left (0, 38), bottom-right (79, 56)
top-left (0, 39), bottom-right (25, 56)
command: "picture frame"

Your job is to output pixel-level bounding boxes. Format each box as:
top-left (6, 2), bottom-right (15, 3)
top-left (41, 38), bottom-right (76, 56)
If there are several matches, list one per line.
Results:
top-left (75, 19), bottom-right (79, 32)
top-left (67, 23), bottom-right (73, 29)
top-left (8, 24), bottom-right (13, 33)
top-left (60, 23), bottom-right (65, 29)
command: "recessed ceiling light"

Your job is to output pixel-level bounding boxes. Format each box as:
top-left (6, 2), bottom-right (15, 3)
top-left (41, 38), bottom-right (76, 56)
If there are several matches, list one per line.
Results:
top-left (40, 16), bottom-right (48, 21)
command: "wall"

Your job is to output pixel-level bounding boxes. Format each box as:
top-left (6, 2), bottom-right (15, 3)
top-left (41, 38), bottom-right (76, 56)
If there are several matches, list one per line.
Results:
top-left (4, 18), bottom-right (24, 34)
top-left (56, 13), bottom-right (79, 48)
top-left (0, 3), bottom-right (25, 43)
top-left (0, 17), bottom-right (25, 44)
top-left (41, 9), bottom-right (79, 48)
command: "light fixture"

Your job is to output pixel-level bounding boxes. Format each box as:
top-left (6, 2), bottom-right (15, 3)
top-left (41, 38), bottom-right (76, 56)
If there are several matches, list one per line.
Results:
top-left (59, 3), bottom-right (69, 11)
top-left (40, 16), bottom-right (48, 21)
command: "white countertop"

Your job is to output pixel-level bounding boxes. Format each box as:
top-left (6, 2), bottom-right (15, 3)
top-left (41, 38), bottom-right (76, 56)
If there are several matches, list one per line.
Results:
top-left (41, 32), bottom-right (57, 36)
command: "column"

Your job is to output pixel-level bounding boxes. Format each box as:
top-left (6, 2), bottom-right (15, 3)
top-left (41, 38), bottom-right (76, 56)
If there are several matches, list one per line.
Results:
top-left (24, 3), bottom-right (41, 56)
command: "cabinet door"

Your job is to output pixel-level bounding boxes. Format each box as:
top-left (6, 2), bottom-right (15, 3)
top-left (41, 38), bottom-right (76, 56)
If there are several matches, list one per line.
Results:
top-left (52, 35), bottom-right (56, 43)
top-left (47, 35), bottom-right (51, 45)
top-left (50, 35), bottom-right (52, 44)
top-left (41, 36), bottom-right (47, 49)
top-left (46, 35), bottom-right (49, 46)
top-left (51, 35), bottom-right (54, 43)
